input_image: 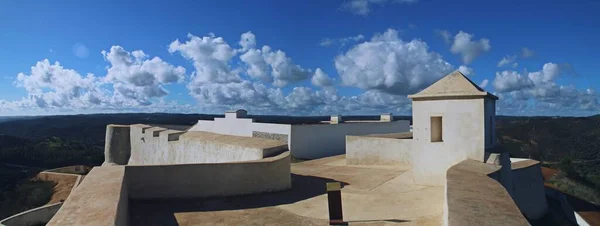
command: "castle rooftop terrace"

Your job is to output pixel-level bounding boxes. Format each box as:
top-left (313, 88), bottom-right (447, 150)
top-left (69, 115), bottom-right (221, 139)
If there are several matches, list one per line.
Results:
top-left (129, 155), bottom-right (444, 225)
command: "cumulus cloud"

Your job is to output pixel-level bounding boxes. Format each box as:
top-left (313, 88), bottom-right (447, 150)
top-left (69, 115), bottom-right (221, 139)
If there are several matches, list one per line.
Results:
top-left (14, 59), bottom-right (104, 109)
top-left (0, 44), bottom-right (189, 114)
top-left (168, 33), bottom-right (239, 84)
top-left (521, 47), bottom-right (535, 58)
top-left (166, 31), bottom-right (331, 114)
top-left (497, 55), bottom-right (517, 67)
top-left (492, 70), bottom-right (535, 93)
top-left (102, 46), bottom-right (187, 105)
top-left (239, 31), bottom-right (256, 52)
top-left (311, 68), bottom-right (333, 87)
top-left (334, 28), bottom-right (454, 95)
top-left (479, 79), bottom-right (489, 88)
top-left (450, 31), bottom-right (491, 64)
top-left (340, 0), bottom-right (418, 16)
top-left (457, 65), bottom-right (475, 76)
top-left (493, 63), bottom-right (600, 114)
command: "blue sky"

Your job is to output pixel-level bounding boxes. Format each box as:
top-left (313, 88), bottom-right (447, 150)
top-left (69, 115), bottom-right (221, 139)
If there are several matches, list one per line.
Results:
top-left (1, 0), bottom-right (599, 116)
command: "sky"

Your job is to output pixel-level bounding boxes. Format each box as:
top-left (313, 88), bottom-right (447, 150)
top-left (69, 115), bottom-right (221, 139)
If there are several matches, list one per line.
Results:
top-left (1, 0), bottom-right (599, 116)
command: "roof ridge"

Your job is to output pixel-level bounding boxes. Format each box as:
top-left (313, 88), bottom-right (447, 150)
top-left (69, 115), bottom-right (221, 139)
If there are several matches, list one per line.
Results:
top-left (408, 70), bottom-right (498, 100)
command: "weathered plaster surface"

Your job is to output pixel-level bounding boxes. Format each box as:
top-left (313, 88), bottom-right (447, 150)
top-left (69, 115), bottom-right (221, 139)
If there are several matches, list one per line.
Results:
top-left (511, 159), bottom-right (548, 219)
top-left (47, 166), bottom-right (128, 226)
top-left (126, 125), bottom-right (287, 165)
top-left (290, 120), bottom-right (410, 159)
top-left (346, 135), bottom-right (413, 166)
top-left (0, 203), bottom-right (63, 226)
top-left (411, 98), bottom-right (486, 186)
top-left (252, 131), bottom-right (288, 143)
top-left (445, 160), bottom-right (529, 226)
top-left (126, 151), bottom-right (291, 199)
top-left (103, 124), bottom-right (131, 165)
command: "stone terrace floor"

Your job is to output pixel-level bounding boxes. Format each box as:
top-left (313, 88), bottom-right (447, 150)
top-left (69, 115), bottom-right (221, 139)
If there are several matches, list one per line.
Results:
top-left (129, 155), bottom-right (444, 226)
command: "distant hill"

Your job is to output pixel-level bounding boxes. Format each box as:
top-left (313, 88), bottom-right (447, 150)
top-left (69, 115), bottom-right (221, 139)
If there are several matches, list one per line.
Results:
top-left (0, 113), bottom-right (412, 146)
top-left (0, 113), bottom-right (597, 183)
top-left (496, 116), bottom-right (600, 187)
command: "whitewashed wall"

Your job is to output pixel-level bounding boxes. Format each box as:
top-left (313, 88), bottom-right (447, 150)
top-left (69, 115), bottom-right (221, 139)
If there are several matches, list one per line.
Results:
top-left (128, 125), bottom-right (286, 165)
top-left (411, 98), bottom-right (486, 186)
top-left (346, 136), bottom-right (413, 166)
top-left (290, 121), bottom-right (410, 159)
top-left (188, 115), bottom-right (409, 160)
top-left (189, 118), bottom-right (291, 140)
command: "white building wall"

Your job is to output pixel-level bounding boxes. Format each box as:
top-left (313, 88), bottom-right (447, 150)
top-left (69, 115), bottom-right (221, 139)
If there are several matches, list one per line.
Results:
top-left (128, 125), bottom-right (285, 165)
top-left (346, 136), bottom-right (413, 166)
top-left (189, 118), bottom-right (291, 140)
top-left (411, 98), bottom-right (486, 186)
top-left (484, 98), bottom-right (496, 148)
top-left (290, 120), bottom-right (410, 159)
top-left (188, 114), bottom-right (408, 159)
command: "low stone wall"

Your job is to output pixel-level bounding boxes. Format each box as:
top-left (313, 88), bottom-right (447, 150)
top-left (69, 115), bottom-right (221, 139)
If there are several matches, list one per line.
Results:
top-left (126, 151), bottom-right (291, 199)
top-left (0, 203), bottom-right (63, 226)
top-left (47, 166), bottom-right (128, 226)
top-left (444, 160), bottom-right (529, 226)
top-left (126, 125), bottom-right (287, 165)
top-left (47, 151), bottom-right (291, 225)
top-left (346, 134), bottom-right (413, 166)
top-left (44, 165), bottom-right (91, 175)
top-left (510, 159), bottom-right (548, 219)
top-left (290, 120), bottom-right (410, 159)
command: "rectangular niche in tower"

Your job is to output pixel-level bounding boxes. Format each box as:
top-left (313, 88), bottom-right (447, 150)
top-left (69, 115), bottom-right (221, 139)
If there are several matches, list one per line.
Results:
top-left (430, 116), bottom-right (443, 142)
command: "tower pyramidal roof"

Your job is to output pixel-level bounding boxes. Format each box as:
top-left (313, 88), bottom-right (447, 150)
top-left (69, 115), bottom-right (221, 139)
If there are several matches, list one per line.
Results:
top-left (407, 71), bottom-right (498, 100)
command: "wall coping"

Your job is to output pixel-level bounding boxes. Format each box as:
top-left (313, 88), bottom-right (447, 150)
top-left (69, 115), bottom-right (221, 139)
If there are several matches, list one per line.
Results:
top-left (446, 160), bottom-right (529, 226)
top-left (0, 202), bottom-right (63, 226)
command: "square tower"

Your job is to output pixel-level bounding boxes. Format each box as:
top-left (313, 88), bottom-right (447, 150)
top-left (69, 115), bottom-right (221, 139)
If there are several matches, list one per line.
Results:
top-left (407, 71), bottom-right (498, 185)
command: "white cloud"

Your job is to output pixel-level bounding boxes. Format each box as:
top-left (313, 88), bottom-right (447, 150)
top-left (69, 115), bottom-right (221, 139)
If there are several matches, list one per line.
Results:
top-left (319, 39), bottom-right (333, 47)
top-left (521, 47), bottom-right (535, 58)
top-left (1, 44), bottom-right (189, 114)
top-left (457, 65), bottom-right (475, 76)
top-left (102, 46), bottom-right (186, 104)
top-left (319, 34), bottom-right (365, 47)
top-left (334, 28), bottom-right (454, 95)
top-left (340, 0), bottom-right (418, 16)
top-left (493, 63), bottom-right (600, 114)
top-left (492, 70), bottom-right (534, 93)
top-left (497, 55), bottom-right (517, 67)
top-left (311, 68), bottom-right (333, 87)
top-left (435, 29), bottom-right (452, 44)
top-left (239, 31), bottom-right (256, 52)
top-left (13, 59), bottom-right (105, 109)
top-left (479, 79), bottom-right (488, 88)
top-left (168, 33), bottom-right (239, 84)
top-left (450, 31), bottom-right (491, 64)
top-left (72, 43), bottom-right (89, 59)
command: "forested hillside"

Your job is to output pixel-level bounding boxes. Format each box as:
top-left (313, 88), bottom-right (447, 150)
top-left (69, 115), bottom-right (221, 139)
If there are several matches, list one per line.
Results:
top-left (0, 113), bottom-right (599, 208)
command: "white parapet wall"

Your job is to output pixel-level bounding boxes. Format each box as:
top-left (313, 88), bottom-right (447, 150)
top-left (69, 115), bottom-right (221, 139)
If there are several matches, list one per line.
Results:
top-left (188, 111), bottom-right (410, 160)
top-left (444, 160), bottom-right (530, 226)
top-left (127, 124), bottom-right (288, 165)
top-left (290, 120), bottom-right (410, 159)
top-left (346, 133), bottom-right (413, 166)
top-left (510, 159), bottom-right (548, 220)
top-left (0, 203), bottom-right (63, 226)
top-left (126, 151), bottom-right (292, 199)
